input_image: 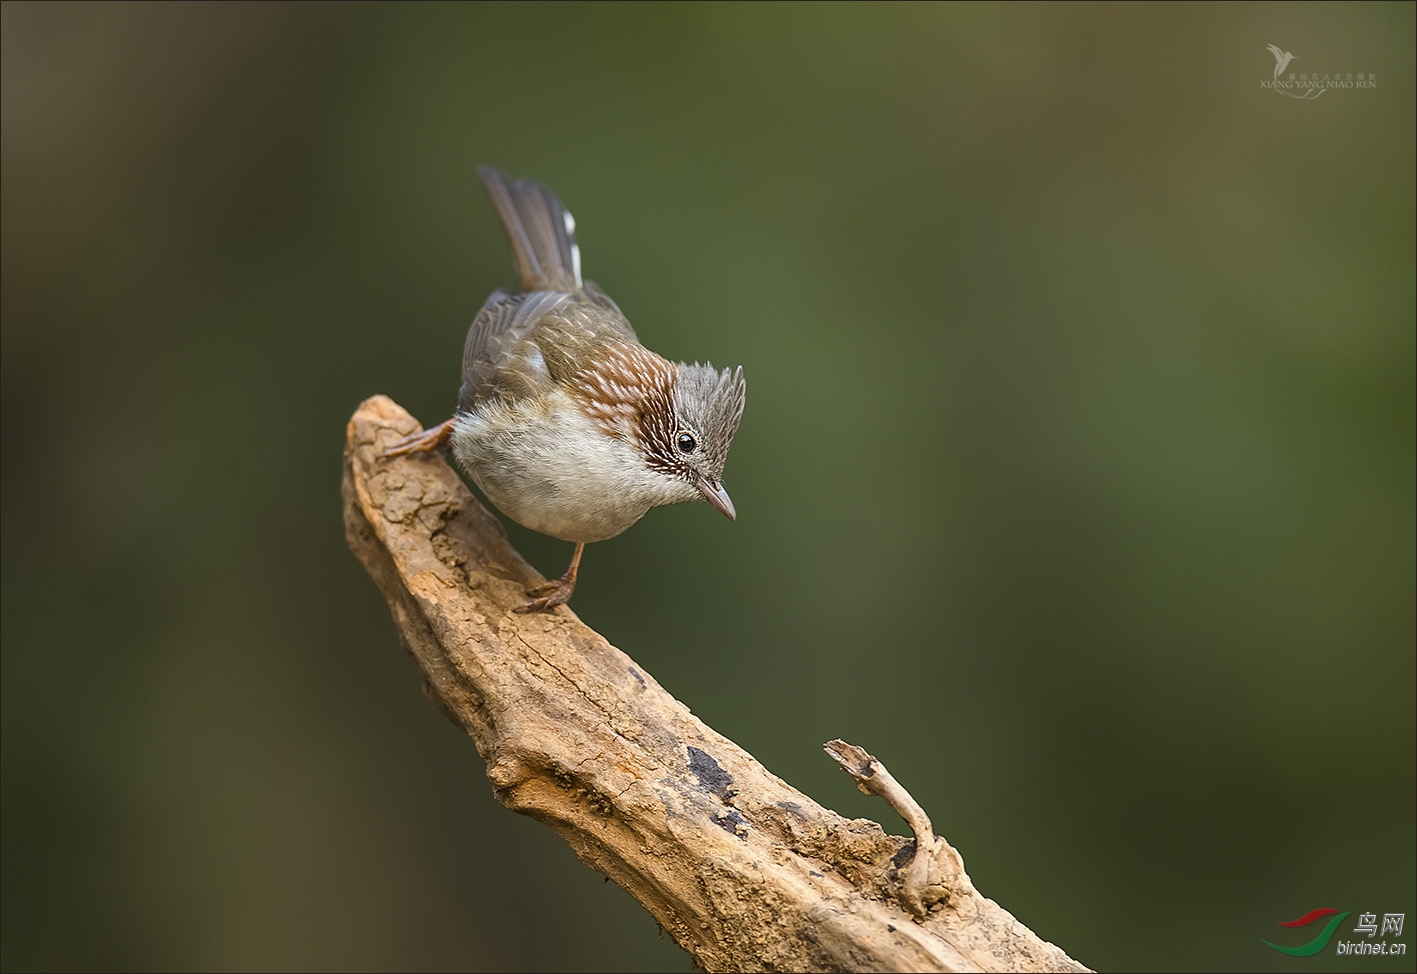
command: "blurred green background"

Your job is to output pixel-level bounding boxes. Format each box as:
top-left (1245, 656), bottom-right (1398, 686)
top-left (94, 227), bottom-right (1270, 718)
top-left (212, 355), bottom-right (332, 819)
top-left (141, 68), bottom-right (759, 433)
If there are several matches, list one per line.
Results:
top-left (3, 3), bottom-right (1413, 971)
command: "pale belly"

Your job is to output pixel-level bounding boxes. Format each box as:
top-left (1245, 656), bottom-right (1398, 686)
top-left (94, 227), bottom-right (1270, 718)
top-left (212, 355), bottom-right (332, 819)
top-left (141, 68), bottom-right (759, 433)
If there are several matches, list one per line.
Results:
top-left (449, 391), bottom-right (692, 543)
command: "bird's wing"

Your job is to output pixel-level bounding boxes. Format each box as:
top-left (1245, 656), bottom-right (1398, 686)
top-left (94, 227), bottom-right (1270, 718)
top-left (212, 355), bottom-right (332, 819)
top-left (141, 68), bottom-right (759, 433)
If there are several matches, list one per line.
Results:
top-left (581, 279), bottom-right (637, 343)
top-left (1266, 44), bottom-right (1285, 63)
top-left (458, 290), bottom-right (571, 410)
top-left (463, 168), bottom-right (640, 409)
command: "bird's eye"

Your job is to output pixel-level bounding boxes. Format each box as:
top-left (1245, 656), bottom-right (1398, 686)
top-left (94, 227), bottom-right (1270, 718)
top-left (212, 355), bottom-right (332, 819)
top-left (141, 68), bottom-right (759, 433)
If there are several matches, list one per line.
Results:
top-left (676, 432), bottom-right (697, 454)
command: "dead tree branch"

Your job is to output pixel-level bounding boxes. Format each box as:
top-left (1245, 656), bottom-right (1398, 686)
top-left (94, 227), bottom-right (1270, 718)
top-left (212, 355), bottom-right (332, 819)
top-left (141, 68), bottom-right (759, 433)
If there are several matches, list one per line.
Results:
top-left (342, 394), bottom-right (1089, 974)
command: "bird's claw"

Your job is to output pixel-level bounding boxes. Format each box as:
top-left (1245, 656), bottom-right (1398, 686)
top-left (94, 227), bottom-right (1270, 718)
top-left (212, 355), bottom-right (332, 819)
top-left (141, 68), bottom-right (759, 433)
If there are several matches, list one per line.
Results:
top-left (382, 419), bottom-right (454, 458)
top-left (516, 578), bottom-right (576, 613)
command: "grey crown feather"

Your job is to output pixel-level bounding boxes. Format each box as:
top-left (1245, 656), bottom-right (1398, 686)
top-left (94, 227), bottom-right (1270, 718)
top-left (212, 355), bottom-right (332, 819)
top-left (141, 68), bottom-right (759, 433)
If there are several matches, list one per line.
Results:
top-left (674, 363), bottom-right (747, 472)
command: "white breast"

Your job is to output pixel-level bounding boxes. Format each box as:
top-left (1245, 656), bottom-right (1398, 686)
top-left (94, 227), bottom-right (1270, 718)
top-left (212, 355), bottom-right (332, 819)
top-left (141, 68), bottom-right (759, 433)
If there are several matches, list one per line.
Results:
top-left (450, 390), bottom-right (697, 542)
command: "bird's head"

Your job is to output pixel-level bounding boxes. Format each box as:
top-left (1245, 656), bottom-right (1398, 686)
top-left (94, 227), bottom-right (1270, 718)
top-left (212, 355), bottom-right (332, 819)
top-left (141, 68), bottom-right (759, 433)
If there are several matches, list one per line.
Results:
top-left (569, 345), bottom-right (747, 520)
top-left (655, 363), bottom-right (747, 519)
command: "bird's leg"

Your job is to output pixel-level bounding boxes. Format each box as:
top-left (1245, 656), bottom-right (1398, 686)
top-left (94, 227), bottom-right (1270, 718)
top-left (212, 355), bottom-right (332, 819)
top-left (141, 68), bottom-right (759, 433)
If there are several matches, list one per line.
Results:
top-left (519, 542), bottom-right (584, 612)
top-left (383, 419), bottom-right (456, 457)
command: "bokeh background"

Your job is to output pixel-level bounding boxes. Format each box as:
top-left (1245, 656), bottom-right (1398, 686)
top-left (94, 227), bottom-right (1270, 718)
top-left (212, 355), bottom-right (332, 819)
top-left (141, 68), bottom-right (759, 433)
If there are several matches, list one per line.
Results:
top-left (3, 3), bottom-right (1413, 971)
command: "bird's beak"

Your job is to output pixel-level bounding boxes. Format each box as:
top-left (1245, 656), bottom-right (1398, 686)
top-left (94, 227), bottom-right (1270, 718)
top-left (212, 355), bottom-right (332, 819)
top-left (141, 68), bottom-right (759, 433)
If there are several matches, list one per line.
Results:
top-left (696, 477), bottom-right (736, 521)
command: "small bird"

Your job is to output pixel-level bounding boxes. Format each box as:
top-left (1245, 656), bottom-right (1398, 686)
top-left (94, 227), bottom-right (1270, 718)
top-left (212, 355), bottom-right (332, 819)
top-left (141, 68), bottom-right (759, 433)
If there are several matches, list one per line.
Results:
top-left (1266, 44), bottom-right (1295, 81)
top-left (386, 167), bottom-right (746, 611)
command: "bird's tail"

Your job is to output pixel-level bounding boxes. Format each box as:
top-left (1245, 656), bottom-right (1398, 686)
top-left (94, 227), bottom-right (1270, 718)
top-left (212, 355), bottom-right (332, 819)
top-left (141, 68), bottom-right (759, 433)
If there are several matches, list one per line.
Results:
top-left (478, 166), bottom-right (583, 293)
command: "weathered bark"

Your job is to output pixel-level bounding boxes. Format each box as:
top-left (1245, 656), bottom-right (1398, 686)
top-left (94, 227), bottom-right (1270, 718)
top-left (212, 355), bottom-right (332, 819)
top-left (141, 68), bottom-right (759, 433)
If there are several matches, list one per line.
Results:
top-left (343, 394), bottom-right (1089, 974)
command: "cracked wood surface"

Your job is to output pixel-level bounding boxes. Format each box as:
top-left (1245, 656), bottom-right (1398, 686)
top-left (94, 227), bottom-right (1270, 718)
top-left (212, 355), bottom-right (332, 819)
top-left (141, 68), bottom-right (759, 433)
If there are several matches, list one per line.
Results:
top-left (343, 394), bottom-right (1090, 974)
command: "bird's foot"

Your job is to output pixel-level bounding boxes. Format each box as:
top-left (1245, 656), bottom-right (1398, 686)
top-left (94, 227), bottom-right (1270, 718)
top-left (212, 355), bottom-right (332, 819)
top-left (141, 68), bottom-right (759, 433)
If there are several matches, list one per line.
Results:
top-left (383, 419), bottom-right (455, 457)
top-left (516, 576), bottom-right (577, 613)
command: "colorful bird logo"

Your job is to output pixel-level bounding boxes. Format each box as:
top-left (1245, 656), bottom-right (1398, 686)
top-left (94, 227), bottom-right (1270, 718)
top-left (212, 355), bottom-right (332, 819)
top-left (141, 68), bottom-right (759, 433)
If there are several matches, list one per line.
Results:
top-left (1263, 908), bottom-right (1352, 956)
